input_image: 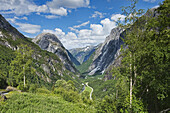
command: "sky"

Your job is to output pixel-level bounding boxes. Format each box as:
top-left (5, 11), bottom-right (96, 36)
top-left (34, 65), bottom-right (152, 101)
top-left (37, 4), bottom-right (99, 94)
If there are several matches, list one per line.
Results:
top-left (0, 0), bottom-right (164, 49)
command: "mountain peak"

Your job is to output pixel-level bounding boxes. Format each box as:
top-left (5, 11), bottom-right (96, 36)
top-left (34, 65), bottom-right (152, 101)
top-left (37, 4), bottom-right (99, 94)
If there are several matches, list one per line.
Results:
top-left (33, 33), bottom-right (63, 49)
top-left (33, 32), bottom-right (78, 73)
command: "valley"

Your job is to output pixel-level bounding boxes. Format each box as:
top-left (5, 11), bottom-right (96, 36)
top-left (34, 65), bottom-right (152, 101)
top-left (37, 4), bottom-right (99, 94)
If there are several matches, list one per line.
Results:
top-left (0, 0), bottom-right (170, 113)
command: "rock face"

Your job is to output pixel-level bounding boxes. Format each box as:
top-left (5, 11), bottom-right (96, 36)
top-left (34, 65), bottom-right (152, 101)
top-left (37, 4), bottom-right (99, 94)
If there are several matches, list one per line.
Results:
top-left (0, 14), bottom-right (24, 39)
top-left (69, 45), bottom-right (98, 64)
top-left (99, 8), bottom-right (159, 78)
top-left (66, 50), bottom-right (80, 66)
top-left (33, 33), bottom-right (78, 73)
top-left (88, 27), bottom-right (124, 75)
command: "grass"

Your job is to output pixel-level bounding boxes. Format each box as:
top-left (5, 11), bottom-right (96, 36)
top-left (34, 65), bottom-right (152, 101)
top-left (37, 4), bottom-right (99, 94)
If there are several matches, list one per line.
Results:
top-left (0, 92), bottom-right (96, 113)
top-left (88, 79), bottom-right (116, 98)
top-left (84, 86), bottom-right (92, 93)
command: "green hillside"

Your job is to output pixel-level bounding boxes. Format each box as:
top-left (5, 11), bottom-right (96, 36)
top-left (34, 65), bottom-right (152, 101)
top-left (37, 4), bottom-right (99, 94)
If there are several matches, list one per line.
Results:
top-left (0, 15), bottom-right (81, 90)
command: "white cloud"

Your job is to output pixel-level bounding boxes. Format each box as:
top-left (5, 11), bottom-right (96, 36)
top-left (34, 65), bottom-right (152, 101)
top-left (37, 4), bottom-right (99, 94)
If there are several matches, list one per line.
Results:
top-left (36, 5), bottom-right (48, 13)
top-left (143, 0), bottom-right (156, 3)
top-left (0, 0), bottom-right (37, 15)
top-left (49, 7), bottom-right (67, 16)
top-left (7, 16), bottom-right (40, 34)
top-left (21, 17), bottom-right (28, 20)
top-left (42, 16), bottom-right (119, 49)
top-left (68, 27), bottom-right (79, 33)
top-left (47, 0), bottom-right (90, 9)
top-left (73, 21), bottom-right (90, 28)
top-left (90, 24), bottom-right (103, 36)
top-left (111, 14), bottom-right (126, 22)
top-left (43, 28), bottom-right (66, 39)
top-left (7, 16), bottom-right (28, 23)
top-left (91, 11), bottom-right (105, 18)
top-left (69, 21), bottom-right (90, 32)
top-left (78, 29), bottom-right (92, 38)
top-left (101, 18), bottom-right (116, 34)
top-left (65, 32), bottom-right (77, 39)
top-left (0, 0), bottom-right (90, 16)
top-left (45, 15), bottom-right (59, 19)
top-left (14, 16), bottom-right (28, 20)
top-left (15, 23), bottom-right (41, 34)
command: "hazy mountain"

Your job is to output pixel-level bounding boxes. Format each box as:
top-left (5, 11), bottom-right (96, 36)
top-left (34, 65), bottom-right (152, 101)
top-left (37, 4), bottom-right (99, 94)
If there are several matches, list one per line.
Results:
top-left (66, 50), bottom-right (81, 66)
top-left (69, 45), bottom-right (99, 64)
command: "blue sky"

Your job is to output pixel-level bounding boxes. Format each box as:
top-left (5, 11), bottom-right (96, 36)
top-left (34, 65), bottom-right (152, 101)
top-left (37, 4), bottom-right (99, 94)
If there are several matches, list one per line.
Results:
top-left (0, 0), bottom-right (164, 49)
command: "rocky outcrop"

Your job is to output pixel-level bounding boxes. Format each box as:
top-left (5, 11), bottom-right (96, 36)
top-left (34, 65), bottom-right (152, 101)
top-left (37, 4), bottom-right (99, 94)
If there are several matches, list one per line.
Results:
top-left (33, 33), bottom-right (78, 73)
top-left (88, 27), bottom-right (124, 75)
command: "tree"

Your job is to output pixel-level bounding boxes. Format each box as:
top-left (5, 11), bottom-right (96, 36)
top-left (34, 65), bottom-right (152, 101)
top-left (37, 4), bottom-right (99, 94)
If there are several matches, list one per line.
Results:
top-left (119, 0), bottom-right (145, 111)
top-left (8, 44), bottom-right (34, 88)
top-left (55, 79), bottom-right (76, 91)
top-left (135, 0), bottom-right (170, 111)
top-left (117, 0), bottom-right (170, 112)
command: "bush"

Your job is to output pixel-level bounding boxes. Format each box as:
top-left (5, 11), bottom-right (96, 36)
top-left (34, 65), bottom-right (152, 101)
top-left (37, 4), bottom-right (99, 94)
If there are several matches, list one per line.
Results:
top-left (17, 83), bottom-right (29, 92)
top-left (54, 88), bottom-right (81, 103)
top-left (36, 88), bottom-right (50, 94)
top-left (29, 84), bottom-right (38, 93)
top-left (96, 95), bottom-right (117, 113)
top-left (81, 91), bottom-right (93, 105)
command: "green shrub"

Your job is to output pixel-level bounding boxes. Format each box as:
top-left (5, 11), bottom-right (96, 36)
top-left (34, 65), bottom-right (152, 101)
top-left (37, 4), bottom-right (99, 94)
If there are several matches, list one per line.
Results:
top-left (81, 91), bottom-right (93, 105)
top-left (96, 95), bottom-right (117, 113)
top-left (54, 88), bottom-right (81, 103)
top-left (29, 84), bottom-right (38, 93)
top-left (36, 88), bottom-right (50, 94)
top-left (17, 83), bottom-right (29, 91)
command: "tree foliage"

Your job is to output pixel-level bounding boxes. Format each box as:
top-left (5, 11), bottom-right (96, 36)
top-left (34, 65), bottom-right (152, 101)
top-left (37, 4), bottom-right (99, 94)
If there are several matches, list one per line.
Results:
top-left (8, 44), bottom-right (34, 90)
top-left (113, 0), bottom-right (170, 112)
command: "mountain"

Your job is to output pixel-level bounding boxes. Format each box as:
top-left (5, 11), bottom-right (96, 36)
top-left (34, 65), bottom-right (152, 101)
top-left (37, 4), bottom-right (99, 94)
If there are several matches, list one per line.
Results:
top-left (0, 14), bottom-right (81, 89)
top-left (66, 50), bottom-right (80, 66)
top-left (102, 8), bottom-right (160, 80)
top-left (69, 45), bottom-right (99, 64)
top-left (88, 27), bottom-right (124, 75)
top-left (87, 8), bottom-right (159, 76)
top-left (32, 33), bottom-right (79, 73)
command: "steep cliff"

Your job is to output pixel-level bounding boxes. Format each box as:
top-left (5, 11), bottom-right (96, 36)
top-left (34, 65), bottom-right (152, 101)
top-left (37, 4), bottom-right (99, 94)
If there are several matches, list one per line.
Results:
top-left (88, 27), bottom-right (124, 75)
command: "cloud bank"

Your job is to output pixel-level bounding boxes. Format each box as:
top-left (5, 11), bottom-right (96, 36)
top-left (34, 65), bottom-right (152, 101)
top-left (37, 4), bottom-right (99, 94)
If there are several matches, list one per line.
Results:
top-left (42, 14), bottom-right (125, 49)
